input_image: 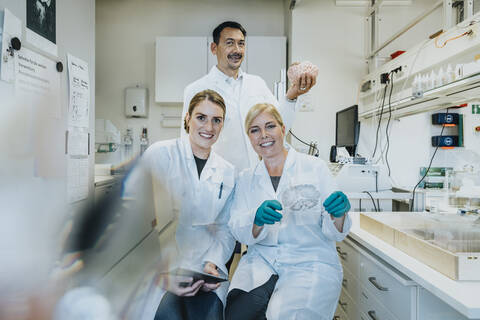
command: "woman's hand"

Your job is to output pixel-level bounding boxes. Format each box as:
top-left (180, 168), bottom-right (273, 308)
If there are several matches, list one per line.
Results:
top-left (323, 191), bottom-right (350, 218)
top-left (201, 262), bottom-right (221, 292)
top-left (159, 274), bottom-right (204, 297)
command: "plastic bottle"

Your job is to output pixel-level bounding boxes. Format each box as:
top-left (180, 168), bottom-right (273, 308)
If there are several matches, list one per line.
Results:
top-left (446, 64), bottom-right (455, 83)
top-left (140, 126), bottom-right (149, 155)
top-left (412, 75), bottom-right (421, 97)
top-left (428, 70), bottom-right (436, 90)
top-left (123, 128), bottom-right (133, 160)
top-left (436, 67), bottom-right (445, 87)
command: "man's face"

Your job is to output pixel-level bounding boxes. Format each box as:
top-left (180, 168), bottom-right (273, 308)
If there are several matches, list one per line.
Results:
top-left (211, 27), bottom-right (245, 73)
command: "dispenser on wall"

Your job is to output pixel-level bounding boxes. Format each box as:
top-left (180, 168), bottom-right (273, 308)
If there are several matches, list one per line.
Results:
top-left (125, 86), bottom-right (148, 118)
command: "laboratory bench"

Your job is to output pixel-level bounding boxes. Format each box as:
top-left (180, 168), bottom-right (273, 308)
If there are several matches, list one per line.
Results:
top-left (335, 212), bottom-right (480, 320)
top-left (94, 175), bottom-right (123, 200)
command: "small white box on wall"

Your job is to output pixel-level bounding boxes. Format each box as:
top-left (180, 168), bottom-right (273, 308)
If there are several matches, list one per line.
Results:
top-left (125, 86), bottom-right (148, 118)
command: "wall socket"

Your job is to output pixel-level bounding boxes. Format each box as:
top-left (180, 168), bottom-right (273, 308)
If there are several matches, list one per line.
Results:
top-left (298, 93), bottom-right (314, 112)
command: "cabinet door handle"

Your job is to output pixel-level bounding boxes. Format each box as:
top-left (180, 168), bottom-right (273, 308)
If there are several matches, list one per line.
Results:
top-left (336, 246), bottom-right (347, 260)
top-left (367, 310), bottom-right (378, 320)
top-left (338, 300), bottom-right (347, 311)
top-left (368, 277), bottom-right (389, 291)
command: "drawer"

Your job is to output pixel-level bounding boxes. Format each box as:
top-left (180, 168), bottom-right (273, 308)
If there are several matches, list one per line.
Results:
top-left (339, 289), bottom-right (363, 320)
top-left (358, 253), bottom-right (416, 320)
top-left (358, 285), bottom-right (398, 320)
top-left (342, 266), bottom-right (361, 304)
top-left (337, 240), bottom-right (361, 277)
top-left (334, 301), bottom-right (349, 320)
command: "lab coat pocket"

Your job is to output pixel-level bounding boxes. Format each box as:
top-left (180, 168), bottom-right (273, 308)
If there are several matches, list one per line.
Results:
top-left (191, 174), bottom-right (234, 226)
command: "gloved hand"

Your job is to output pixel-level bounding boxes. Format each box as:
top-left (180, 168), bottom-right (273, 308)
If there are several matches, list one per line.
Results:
top-left (254, 200), bottom-right (283, 226)
top-left (323, 191), bottom-right (350, 218)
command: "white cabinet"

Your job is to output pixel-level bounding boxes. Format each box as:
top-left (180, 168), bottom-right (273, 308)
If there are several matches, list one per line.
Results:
top-left (337, 238), bottom-right (416, 320)
top-left (337, 237), bottom-right (477, 320)
top-left (156, 36), bottom-right (286, 103)
top-left (418, 288), bottom-right (470, 320)
top-left (155, 37), bottom-right (208, 102)
top-left (246, 36), bottom-right (286, 93)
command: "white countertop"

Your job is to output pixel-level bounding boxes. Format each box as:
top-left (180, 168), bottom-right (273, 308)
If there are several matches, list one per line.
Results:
top-left (94, 175), bottom-right (122, 187)
top-left (348, 212), bottom-right (480, 319)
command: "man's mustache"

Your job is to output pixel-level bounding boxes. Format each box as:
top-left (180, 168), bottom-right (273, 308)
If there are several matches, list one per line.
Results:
top-left (228, 54), bottom-right (243, 59)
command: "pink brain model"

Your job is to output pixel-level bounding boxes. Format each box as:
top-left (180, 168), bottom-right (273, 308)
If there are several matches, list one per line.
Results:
top-left (287, 61), bottom-right (319, 86)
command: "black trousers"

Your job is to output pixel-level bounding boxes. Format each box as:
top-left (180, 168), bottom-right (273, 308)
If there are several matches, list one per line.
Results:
top-left (154, 290), bottom-right (223, 320)
top-left (225, 275), bottom-right (279, 320)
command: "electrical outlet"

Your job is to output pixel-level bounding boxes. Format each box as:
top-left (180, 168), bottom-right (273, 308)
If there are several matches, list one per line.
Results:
top-left (299, 101), bottom-right (314, 112)
top-left (469, 24), bottom-right (478, 38)
top-left (298, 94), bottom-right (314, 112)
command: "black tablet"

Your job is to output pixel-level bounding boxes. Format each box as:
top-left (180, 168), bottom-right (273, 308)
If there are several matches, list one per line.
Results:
top-left (169, 268), bottom-right (228, 285)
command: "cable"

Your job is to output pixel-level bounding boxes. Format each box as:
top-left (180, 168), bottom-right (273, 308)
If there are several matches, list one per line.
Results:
top-left (385, 71), bottom-right (394, 176)
top-left (410, 108), bottom-right (450, 212)
top-left (372, 83), bottom-right (388, 160)
top-left (289, 130), bottom-right (319, 156)
top-left (363, 191), bottom-right (378, 212)
top-left (435, 30), bottom-right (471, 48)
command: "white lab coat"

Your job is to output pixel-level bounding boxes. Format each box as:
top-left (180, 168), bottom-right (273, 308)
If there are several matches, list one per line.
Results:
top-left (182, 66), bottom-right (298, 171)
top-left (123, 137), bottom-right (236, 318)
top-left (228, 147), bottom-right (352, 320)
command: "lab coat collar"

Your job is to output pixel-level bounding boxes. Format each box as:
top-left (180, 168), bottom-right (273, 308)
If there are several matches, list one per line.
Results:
top-left (179, 136), bottom-right (220, 181)
top-left (210, 65), bottom-right (244, 82)
top-left (253, 144), bottom-right (296, 178)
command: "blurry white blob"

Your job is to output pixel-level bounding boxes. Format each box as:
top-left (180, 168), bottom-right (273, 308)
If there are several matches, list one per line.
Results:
top-left (54, 287), bottom-right (115, 320)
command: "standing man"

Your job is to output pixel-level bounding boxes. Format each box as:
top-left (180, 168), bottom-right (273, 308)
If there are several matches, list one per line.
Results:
top-left (182, 21), bottom-right (317, 171)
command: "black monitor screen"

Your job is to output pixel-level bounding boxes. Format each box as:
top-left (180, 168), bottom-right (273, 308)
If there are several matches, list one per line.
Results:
top-left (336, 105), bottom-right (358, 147)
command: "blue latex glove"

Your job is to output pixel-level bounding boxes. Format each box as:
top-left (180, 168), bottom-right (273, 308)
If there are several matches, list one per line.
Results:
top-left (254, 200), bottom-right (283, 226)
top-left (323, 191), bottom-right (350, 218)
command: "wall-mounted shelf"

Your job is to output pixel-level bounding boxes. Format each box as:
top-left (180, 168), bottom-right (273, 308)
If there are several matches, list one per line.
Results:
top-left (360, 72), bottom-right (480, 119)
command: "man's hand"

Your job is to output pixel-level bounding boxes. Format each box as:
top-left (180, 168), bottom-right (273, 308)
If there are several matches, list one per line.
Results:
top-left (286, 62), bottom-right (318, 100)
top-left (286, 72), bottom-right (317, 100)
top-left (201, 262), bottom-right (221, 292)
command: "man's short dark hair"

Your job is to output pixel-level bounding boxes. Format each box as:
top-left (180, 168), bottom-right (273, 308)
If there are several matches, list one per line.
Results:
top-left (213, 21), bottom-right (247, 44)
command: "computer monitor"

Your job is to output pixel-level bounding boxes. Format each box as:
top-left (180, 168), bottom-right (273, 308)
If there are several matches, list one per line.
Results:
top-left (335, 105), bottom-right (360, 157)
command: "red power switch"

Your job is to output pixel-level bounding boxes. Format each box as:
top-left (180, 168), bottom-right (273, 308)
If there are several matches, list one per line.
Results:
top-left (475, 126), bottom-right (480, 132)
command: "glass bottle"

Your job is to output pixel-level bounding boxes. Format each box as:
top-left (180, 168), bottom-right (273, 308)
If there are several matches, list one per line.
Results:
top-left (123, 128), bottom-right (133, 160)
top-left (140, 126), bottom-right (149, 155)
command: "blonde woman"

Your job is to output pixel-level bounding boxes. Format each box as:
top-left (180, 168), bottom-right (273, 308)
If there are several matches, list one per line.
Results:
top-left (225, 103), bottom-right (351, 320)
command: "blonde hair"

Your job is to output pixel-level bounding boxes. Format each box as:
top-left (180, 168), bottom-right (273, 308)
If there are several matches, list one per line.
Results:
top-left (244, 103), bottom-right (285, 134)
top-left (184, 90), bottom-right (226, 133)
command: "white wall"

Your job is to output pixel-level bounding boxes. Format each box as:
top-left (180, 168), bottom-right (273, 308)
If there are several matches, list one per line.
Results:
top-left (0, 0), bottom-right (96, 204)
top-left (289, 0), bottom-right (480, 190)
top-left (95, 0), bottom-right (285, 163)
top-left (289, 1), bottom-right (367, 160)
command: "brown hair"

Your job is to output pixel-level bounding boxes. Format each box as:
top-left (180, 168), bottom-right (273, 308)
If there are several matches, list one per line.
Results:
top-left (244, 103), bottom-right (284, 134)
top-left (184, 90), bottom-right (226, 133)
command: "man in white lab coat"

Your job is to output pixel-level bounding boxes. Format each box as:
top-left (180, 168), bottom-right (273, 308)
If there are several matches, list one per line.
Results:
top-left (182, 21), bottom-right (317, 171)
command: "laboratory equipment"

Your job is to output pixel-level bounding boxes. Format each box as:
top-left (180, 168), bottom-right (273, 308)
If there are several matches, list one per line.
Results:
top-left (125, 86), bottom-right (148, 118)
top-left (140, 126), bottom-right (149, 155)
top-left (360, 212), bottom-right (480, 280)
top-left (335, 105), bottom-right (360, 157)
top-left (431, 135), bottom-right (460, 147)
top-left (123, 128), bottom-right (133, 160)
top-left (95, 119), bottom-right (120, 153)
top-left (335, 163), bottom-right (391, 192)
